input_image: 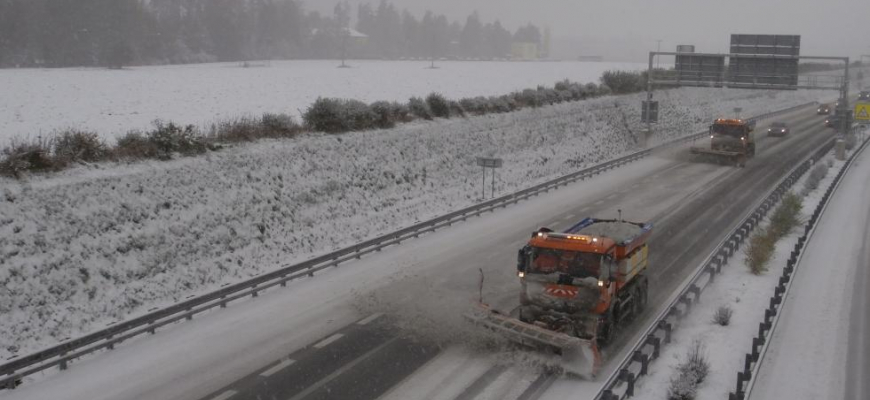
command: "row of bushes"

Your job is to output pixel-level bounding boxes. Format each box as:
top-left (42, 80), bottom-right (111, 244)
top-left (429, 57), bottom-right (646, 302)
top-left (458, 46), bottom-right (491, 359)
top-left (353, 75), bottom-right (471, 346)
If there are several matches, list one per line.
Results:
top-left (0, 114), bottom-right (303, 178)
top-left (744, 192), bottom-right (804, 275)
top-left (2, 69), bottom-right (650, 178)
top-left (302, 77), bottom-right (631, 134)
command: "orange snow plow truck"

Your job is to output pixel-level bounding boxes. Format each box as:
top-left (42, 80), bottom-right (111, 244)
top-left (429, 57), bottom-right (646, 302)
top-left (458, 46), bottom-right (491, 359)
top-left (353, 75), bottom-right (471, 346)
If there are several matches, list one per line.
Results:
top-left (469, 217), bottom-right (652, 377)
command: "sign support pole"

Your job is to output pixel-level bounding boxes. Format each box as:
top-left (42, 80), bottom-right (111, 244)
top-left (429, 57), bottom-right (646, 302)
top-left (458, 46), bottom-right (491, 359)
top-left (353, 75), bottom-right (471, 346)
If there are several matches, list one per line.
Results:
top-left (646, 51), bottom-right (655, 148)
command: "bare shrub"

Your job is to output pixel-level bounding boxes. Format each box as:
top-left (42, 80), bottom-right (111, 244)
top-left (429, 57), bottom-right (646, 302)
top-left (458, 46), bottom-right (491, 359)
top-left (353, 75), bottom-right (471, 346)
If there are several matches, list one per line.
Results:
top-left (745, 227), bottom-right (776, 275)
top-left (667, 340), bottom-right (710, 400)
top-left (712, 305), bottom-right (733, 326)
top-left (600, 70), bottom-right (644, 94)
top-left (208, 117), bottom-right (261, 142)
top-left (260, 113), bottom-right (302, 138)
top-left (114, 131), bottom-right (159, 159)
top-left (801, 163), bottom-right (829, 195)
top-left (370, 101), bottom-right (399, 129)
top-left (0, 138), bottom-right (63, 177)
top-left (54, 130), bottom-right (108, 163)
top-left (408, 97), bottom-right (432, 120)
top-left (303, 97), bottom-right (376, 133)
top-left (147, 121), bottom-right (207, 158)
top-left (426, 93), bottom-right (451, 118)
top-left (768, 193), bottom-right (803, 239)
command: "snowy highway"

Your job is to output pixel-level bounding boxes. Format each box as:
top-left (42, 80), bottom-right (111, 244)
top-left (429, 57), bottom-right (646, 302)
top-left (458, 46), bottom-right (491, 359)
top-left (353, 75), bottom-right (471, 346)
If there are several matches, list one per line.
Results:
top-left (1, 104), bottom-right (839, 400)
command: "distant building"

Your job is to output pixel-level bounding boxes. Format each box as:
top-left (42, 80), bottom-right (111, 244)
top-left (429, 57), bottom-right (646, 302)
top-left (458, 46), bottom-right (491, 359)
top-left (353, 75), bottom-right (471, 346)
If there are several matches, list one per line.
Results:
top-left (342, 27), bottom-right (368, 47)
top-left (542, 27), bottom-right (551, 59)
top-left (511, 42), bottom-right (539, 61)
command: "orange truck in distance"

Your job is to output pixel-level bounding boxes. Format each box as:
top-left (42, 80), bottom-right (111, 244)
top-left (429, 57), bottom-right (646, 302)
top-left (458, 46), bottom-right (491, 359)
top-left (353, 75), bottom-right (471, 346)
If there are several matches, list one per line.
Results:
top-left (690, 118), bottom-right (756, 167)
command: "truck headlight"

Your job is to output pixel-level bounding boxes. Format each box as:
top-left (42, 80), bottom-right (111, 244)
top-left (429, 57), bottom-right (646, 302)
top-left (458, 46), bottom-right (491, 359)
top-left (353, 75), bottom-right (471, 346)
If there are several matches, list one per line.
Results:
top-left (518, 271), bottom-right (525, 278)
top-left (598, 280), bottom-right (604, 287)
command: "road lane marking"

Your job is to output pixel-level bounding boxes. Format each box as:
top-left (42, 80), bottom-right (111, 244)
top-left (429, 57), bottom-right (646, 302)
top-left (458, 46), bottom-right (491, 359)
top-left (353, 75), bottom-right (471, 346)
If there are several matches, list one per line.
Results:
top-left (546, 220), bottom-right (560, 227)
top-left (313, 333), bottom-right (344, 349)
top-left (260, 359), bottom-right (296, 377)
top-left (287, 338), bottom-right (397, 400)
top-left (357, 313), bottom-right (383, 325)
top-left (210, 390), bottom-right (236, 400)
top-left (562, 214), bottom-right (576, 221)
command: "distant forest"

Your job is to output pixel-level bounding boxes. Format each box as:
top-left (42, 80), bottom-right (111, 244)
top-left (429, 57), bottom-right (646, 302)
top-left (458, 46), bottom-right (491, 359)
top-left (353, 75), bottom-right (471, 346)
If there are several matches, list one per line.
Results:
top-left (0, 0), bottom-right (544, 68)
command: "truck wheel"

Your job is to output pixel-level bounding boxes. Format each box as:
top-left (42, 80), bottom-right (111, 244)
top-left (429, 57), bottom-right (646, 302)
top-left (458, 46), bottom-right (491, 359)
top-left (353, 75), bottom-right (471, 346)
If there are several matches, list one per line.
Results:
top-left (634, 277), bottom-right (649, 315)
top-left (596, 314), bottom-right (615, 346)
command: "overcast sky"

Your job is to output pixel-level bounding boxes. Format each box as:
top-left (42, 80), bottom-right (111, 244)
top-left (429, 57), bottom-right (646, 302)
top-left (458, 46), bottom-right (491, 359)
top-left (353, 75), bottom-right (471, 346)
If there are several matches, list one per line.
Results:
top-left (309, 0), bottom-right (870, 62)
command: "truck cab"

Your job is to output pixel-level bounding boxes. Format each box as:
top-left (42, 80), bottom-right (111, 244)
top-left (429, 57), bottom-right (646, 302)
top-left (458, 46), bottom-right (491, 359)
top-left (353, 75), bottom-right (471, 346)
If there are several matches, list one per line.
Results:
top-left (709, 119), bottom-right (755, 155)
top-left (516, 218), bottom-right (651, 344)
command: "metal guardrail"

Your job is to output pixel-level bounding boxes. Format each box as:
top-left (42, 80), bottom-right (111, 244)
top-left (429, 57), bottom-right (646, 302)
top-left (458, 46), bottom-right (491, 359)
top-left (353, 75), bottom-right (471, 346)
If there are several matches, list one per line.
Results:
top-left (0, 101), bottom-right (818, 389)
top-left (731, 132), bottom-right (870, 400)
top-left (595, 124), bottom-right (834, 400)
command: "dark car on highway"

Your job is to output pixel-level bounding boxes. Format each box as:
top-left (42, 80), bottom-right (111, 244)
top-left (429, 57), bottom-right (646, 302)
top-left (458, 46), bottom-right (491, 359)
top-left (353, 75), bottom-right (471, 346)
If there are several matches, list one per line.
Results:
top-left (859, 91), bottom-right (870, 102)
top-left (767, 122), bottom-right (789, 137)
top-left (817, 104), bottom-right (831, 115)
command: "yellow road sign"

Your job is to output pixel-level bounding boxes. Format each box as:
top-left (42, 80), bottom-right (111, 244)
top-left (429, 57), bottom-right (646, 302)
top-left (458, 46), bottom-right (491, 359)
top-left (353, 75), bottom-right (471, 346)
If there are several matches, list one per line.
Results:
top-left (857, 103), bottom-right (870, 121)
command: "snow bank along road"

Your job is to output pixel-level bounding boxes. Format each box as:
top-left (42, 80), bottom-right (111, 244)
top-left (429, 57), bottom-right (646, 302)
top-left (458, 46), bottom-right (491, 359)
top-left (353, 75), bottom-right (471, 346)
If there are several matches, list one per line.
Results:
top-left (2, 105), bottom-right (836, 400)
top-left (751, 138), bottom-right (870, 400)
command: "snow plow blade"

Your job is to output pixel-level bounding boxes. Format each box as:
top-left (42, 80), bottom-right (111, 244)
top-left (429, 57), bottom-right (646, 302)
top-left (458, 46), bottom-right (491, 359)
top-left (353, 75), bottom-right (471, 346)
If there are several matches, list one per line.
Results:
top-left (466, 303), bottom-right (601, 378)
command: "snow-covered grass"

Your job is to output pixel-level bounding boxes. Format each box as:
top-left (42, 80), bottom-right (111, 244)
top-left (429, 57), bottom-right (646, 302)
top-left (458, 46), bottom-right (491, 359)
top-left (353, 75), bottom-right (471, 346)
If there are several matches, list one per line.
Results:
top-left (629, 148), bottom-right (847, 400)
top-left (0, 85), bottom-right (820, 360)
top-left (0, 60), bottom-right (648, 145)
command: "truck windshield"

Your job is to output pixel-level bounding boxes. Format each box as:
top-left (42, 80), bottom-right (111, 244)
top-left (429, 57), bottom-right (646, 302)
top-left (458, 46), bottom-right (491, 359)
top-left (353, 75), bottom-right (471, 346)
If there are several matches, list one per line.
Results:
top-left (528, 247), bottom-right (601, 278)
top-left (711, 124), bottom-right (745, 137)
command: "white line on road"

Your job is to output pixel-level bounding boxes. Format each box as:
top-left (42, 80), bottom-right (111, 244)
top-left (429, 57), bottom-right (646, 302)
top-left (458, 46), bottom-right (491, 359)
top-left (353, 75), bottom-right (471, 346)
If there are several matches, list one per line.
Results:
top-left (357, 313), bottom-right (384, 325)
top-left (562, 213), bottom-right (576, 221)
top-left (287, 338), bottom-right (397, 400)
top-left (260, 359), bottom-right (296, 377)
top-left (210, 390), bottom-right (237, 400)
top-left (313, 333), bottom-right (344, 349)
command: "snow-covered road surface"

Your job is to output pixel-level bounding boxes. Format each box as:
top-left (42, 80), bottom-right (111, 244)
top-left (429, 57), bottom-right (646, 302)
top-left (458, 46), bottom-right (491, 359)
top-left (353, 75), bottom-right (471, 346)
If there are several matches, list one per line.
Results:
top-left (0, 104), bottom-right (836, 400)
top-left (752, 137), bottom-right (870, 400)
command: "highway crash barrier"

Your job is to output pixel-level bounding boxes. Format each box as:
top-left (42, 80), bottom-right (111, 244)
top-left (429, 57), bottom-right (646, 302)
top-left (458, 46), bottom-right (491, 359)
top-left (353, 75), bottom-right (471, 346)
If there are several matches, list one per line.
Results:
top-left (0, 101), bottom-right (819, 390)
top-left (728, 132), bottom-right (870, 400)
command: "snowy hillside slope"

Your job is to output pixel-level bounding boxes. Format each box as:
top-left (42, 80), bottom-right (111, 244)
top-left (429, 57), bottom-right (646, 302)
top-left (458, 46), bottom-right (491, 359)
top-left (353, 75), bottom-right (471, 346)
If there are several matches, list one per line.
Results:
top-left (0, 86), bottom-right (820, 359)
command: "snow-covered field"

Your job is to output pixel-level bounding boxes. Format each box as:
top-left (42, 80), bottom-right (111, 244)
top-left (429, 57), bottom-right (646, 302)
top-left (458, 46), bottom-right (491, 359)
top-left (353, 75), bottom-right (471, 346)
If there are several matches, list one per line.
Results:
top-left (0, 60), bottom-right (647, 145)
top-left (0, 85), bottom-right (821, 361)
top-left (629, 146), bottom-right (850, 400)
